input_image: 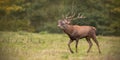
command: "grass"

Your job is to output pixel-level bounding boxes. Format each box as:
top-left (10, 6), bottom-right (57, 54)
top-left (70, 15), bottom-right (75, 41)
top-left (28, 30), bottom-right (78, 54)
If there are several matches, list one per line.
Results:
top-left (0, 31), bottom-right (120, 60)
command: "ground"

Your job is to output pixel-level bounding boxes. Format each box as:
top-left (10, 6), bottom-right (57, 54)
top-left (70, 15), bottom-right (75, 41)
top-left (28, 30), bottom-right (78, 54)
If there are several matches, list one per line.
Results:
top-left (0, 31), bottom-right (120, 60)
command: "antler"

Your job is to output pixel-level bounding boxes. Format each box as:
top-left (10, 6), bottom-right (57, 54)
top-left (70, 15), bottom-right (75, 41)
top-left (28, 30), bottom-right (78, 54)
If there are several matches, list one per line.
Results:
top-left (65, 13), bottom-right (85, 20)
top-left (65, 12), bottom-right (71, 19)
top-left (65, 12), bottom-right (75, 19)
top-left (61, 12), bottom-right (85, 25)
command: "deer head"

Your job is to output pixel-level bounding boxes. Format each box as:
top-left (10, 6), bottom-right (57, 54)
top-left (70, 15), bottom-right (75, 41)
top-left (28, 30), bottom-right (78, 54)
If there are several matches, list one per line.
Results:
top-left (58, 13), bottom-right (85, 29)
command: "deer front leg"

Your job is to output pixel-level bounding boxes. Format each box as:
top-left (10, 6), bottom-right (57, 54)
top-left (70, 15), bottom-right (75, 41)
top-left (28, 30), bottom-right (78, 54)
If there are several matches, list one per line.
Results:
top-left (68, 40), bottom-right (74, 53)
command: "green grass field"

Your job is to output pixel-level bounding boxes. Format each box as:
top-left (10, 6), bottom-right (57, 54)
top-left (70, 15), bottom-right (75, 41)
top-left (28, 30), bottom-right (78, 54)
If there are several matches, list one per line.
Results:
top-left (0, 31), bottom-right (120, 60)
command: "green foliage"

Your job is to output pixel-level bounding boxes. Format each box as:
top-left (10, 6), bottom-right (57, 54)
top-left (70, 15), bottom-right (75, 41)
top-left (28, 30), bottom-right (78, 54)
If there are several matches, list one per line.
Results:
top-left (0, 0), bottom-right (120, 35)
top-left (0, 19), bottom-right (34, 32)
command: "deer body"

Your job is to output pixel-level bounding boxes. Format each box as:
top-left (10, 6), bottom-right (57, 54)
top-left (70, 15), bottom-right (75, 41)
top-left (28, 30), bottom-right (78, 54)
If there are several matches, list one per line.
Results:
top-left (58, 13), bottom-right (101, 53)
top-left (63, 25), bottom-right (96, 40)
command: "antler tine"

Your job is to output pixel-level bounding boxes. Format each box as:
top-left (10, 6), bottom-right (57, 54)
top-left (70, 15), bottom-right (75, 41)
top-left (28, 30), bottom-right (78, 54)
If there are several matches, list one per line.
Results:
top-left (77, 13), bottom-right (85, 18)
top-left (71, 12), bottom-right (75, 18)
top-left (77, 13), bottom-right (81, 18)
top-left (65, 12), bottom-right (70, 19)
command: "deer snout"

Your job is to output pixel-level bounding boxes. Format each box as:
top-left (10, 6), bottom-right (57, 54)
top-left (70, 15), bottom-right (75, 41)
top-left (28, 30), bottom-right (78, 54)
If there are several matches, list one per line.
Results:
top-left (57, 25), bottom-right (60, 27)
top-left (57, 24), bottom-right (64, 29)
top-left (58, 24), bottom-right (62, 28)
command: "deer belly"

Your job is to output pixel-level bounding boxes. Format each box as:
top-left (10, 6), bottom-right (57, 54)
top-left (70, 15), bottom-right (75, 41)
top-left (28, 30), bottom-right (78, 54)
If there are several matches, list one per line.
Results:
top-left (69, 34), bottom-right (86, 40)
top-left (77, 32), bottom-right (88, 39)
top-left (69, 36), bottom-right (77, 40)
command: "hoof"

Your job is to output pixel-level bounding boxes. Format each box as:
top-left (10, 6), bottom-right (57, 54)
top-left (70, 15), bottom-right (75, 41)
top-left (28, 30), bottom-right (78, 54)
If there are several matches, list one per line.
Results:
top-left (70, 51), bottom-right (74, 53)
top-left (87, 51), bottom-right (90, 53)
top-left (99, 51), bottom-right (102, 54)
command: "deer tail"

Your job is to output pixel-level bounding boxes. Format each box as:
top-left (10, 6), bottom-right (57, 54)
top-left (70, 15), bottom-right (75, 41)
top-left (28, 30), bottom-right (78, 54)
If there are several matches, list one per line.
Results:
top-left (92, 27), bottom-right (96, 31)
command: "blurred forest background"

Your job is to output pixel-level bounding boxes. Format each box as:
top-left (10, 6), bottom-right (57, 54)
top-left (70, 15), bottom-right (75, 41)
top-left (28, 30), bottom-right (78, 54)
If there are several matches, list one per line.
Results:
top-left (0, 0), bottom-right (120, 36)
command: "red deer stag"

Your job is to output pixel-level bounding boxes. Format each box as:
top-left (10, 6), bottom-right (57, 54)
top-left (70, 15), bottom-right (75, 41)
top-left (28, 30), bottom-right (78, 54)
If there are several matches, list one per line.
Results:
top-left (57, 13), bottom-right (101, 53)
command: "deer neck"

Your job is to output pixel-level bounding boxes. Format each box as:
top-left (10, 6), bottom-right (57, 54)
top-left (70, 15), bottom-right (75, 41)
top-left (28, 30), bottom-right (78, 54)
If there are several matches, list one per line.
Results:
top-left (63, 24), bottom-right (74, 35)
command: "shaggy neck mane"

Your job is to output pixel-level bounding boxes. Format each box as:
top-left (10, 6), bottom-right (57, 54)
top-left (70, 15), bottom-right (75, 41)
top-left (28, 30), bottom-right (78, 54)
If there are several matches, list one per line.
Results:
top-left (63, 25), bottom-right (74, 36)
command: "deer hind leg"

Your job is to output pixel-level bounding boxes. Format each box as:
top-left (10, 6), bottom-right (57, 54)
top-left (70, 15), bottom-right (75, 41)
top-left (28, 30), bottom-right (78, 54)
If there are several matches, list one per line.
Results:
top-left (75, 40), bottom-right (79, 53)
top-left (68, 40), bottom-right (74, 53)
top-left (91, 35), bottom-right (101, 53)
top-left (86, 37), bottom-right (93, 53)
